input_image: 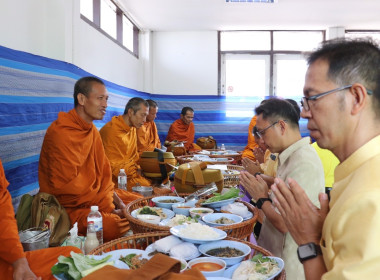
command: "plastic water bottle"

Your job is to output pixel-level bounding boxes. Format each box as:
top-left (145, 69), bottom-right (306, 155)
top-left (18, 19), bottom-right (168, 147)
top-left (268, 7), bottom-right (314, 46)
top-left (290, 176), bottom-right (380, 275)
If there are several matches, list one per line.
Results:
top-left (84, 221), bottom-right (99, 254)
top-left (221, 144), bottom-right (226, 151)
top-left (118, 169), bottom-right (127, 190)
top-left (87, 206), bottom-right (103, 245)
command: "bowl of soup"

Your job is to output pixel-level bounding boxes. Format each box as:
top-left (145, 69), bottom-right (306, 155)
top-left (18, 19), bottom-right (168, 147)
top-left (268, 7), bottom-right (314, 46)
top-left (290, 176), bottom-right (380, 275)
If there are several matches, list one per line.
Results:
top-left (189, 207), bottom-right (214, 218)
top-left (188, 257), bottom-right (226, 277)
top-left (172, 202), bottom-right (193, 216)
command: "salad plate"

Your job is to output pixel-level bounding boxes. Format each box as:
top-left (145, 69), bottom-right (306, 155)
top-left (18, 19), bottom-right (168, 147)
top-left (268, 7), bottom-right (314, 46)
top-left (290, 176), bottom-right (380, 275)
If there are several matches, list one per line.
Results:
top-left (170, 224), bottom-right (227, 244)
top-left (102, 248), bottom-right (151, 263)
top-left (131, 207), bottom-right (175, 220)
top-left (223, 256), bottom-right (284, 280)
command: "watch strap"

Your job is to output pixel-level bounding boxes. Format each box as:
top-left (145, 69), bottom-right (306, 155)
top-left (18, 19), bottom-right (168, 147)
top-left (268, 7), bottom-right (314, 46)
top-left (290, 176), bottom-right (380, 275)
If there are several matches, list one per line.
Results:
top-left (256, 197), bottom-right (272, 209)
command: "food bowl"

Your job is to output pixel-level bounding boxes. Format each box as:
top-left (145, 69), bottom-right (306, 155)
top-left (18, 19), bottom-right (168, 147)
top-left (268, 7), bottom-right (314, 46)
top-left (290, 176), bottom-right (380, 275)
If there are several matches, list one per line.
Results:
top-left (152, 196), bottom-right (185, 209)
top-left (189, 207), bottom-right (214, 218)
top-left (132, 186), bottom-right (153, 197)
top-left (188, 257), bottom-right (226, 277)
top-left (172, 203), bottom-right (193, 216)
top-left (198, 240), bottom-right (251, 266)
top-left (136, 214), bottom-right (161, 224)
top-left (19, 227), bottom-right (50, 251)
top-left (202, 213), bottom-right (243, 227)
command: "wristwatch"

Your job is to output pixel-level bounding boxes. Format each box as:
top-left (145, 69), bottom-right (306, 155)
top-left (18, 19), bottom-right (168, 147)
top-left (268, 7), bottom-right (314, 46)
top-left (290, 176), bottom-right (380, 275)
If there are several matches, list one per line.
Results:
top-left (256, 197), bottom-right (272, 209)
top-left (297, 243), bottom-right (322, 263)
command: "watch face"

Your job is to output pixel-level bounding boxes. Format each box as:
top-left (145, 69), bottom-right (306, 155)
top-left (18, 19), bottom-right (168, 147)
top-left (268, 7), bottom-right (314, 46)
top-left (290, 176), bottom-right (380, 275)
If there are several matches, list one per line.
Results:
top-left (298, 243), bottom-right (317, 261)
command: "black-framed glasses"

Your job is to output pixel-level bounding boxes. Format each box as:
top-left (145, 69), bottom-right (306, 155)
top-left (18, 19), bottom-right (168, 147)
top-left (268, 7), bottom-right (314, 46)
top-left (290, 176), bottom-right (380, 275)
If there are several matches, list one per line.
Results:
top-left (301, 85), bottom-right (373, 111)
top-left (254, 121), bottom-right (279, 139)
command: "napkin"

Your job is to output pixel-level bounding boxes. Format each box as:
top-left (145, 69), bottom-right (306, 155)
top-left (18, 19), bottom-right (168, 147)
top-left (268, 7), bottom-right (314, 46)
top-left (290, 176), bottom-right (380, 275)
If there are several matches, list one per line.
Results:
top-left (153, 235), bottom-right (183, 253)
top-left (221, 202), bottom-right (250, 217)
top-left (82, 254), bottom-right (206, 280)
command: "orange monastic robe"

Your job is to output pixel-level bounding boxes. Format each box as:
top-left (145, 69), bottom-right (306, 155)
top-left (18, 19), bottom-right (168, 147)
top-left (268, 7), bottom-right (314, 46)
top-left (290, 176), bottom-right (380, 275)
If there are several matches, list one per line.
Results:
top-left (241, 115), bottom-right (259, 161)
top-left (39, 109), bottom-right (134, 242)
top-left (100, 115), bottom-right (151, 191)
top-left (166, 119), bottom-right (201, 151)
top-left (0, 159), bottom-right (81, 280)
top-left (137, 121), bottom-right (161, 156)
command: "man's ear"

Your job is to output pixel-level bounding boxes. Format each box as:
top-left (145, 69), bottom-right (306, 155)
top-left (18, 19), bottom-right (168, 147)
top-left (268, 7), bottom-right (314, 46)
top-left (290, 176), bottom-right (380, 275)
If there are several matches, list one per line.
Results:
top-left (279, 119), bottom-right (287, 134)
top-left (350, 83), bottom-right (367, 115)
top-left (77, 93), bottom-right (86, 106)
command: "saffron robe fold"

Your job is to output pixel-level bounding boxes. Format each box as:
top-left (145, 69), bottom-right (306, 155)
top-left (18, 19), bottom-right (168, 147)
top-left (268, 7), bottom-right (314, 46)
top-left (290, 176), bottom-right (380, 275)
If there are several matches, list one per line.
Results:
top-left (165, 119), bottom-right (200, 151)
top-left (137, 121), bottom-right (161, 156)
top-left (100, 115), bottom-right (151, 191)
top-left (241, 115), bottom-right (259, 160)
top-left (0, 159), bottom-right (81, 280)
top-left (39, 109), bottom-right (131, 242)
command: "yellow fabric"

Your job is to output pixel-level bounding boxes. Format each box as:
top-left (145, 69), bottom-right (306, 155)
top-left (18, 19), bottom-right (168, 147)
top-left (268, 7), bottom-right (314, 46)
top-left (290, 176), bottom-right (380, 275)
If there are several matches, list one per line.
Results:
top-left (137, 121), bottom-right (161, 156)
top-left (260, 150), bottom-right (278, 177)
top-left (241, 116), bottom-right (259, 161)
top-left (321, 135), bottom-right (380, 280)
top-left (312, 142), bottom-right (340, 188)
top-left (100, 115), bottom-right (151, 191)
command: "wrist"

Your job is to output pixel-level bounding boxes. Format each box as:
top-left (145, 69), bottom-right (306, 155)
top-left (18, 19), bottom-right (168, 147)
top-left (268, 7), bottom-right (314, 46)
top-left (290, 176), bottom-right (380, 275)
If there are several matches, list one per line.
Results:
top-left (256, 197), bottom-right (272, 209)
top-left (297, 243), bottom-right (322, 263)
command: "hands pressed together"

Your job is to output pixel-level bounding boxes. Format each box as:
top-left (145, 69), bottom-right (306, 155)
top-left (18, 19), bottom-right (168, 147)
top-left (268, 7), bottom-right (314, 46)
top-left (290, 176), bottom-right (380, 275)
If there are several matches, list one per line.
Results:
top-left (239, 170), bottom-right (269, 201)
top-left (241, 158), bottom-right (262, 176)
top-left (270, 177), bottom-right (329, 245)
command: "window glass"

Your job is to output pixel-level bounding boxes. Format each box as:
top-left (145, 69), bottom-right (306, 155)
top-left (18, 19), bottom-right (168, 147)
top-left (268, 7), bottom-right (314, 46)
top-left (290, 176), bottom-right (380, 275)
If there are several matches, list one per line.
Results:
top-left (274, 54), bottom-right (308, 97)
top-left (221, 31), bottom-right (271, 51)
top-left (80, 0), bottom-right (93, 21)
top-left (223, 54), bottom-right (269, 97)
top-left (100, 0), bottom-right (117, 39)
top-left (273, 31), bottom-right (323, 51)
top-left (345, 31), bottom-right (380, 42)
top-left (123, 15), bottom-right (134, 50)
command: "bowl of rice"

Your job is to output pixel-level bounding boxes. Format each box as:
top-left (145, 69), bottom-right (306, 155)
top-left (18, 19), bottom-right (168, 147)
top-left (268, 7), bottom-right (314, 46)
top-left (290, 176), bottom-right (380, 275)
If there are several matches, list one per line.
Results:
top-left (169, 223), bottom-right (227, 244)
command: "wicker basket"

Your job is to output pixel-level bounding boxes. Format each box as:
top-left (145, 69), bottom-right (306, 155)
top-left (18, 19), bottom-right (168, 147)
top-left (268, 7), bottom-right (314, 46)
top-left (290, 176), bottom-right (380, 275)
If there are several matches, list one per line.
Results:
top-left (125, 194), bottom-right (258, 240)
top-left (223, 165), bottom-right (244, 187)
top-left (89, 232), bottom-right (285, 280)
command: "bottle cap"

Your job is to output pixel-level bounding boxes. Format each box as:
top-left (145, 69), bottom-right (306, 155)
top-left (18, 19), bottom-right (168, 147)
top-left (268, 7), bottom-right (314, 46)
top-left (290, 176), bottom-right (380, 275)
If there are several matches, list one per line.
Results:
top-left (120, 169), bottom-right (125, 172)
top-left (91, 205), bottom-right (99, 211)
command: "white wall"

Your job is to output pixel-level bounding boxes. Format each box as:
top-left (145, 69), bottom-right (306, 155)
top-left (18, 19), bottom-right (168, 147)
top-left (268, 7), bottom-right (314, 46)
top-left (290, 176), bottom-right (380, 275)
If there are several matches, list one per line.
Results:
top-left (0, 0), bottom-right (144, 91)
top-left (152, 31), bottom-right (218, 95)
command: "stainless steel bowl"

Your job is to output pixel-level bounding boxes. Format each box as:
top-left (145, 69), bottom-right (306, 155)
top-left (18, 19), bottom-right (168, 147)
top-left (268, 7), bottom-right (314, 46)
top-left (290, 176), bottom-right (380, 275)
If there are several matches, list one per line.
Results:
top-left (19, 227), bottom-right (50, 251)
top-left (132, 186), bottom-right (153, 197)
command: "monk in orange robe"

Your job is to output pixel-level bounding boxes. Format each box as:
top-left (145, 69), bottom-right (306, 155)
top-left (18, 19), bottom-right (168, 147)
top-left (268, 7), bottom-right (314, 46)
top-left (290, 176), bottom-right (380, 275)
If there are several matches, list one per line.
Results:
top-left (100, 97), bottom-right (152, 191)
top-left (137, 99), bottom-right (161, 156)
top-left (0, 158), bottom-right (82, 280)
top-left (39, 77), bottom-right (140, 242)
top-left (241, 115), bottom-right (259, 161)
top-left (165, 107), bottom-right (201, 152)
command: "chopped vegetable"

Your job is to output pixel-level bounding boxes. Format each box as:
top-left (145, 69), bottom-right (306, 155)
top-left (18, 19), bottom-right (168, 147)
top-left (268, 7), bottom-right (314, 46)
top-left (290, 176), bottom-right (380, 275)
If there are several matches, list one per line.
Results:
top-left (203, 187), bottom-right (240, 203)
top-left (138, 206), bottom-right (159, 216)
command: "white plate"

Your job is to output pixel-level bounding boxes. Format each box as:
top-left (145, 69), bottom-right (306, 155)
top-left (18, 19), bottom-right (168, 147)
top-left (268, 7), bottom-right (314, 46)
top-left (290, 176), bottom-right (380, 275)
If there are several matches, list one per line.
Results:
top-left (145, 244), bottom-right (201, 261)
top-left (102, 248), bottom-right (151, 263)
top-left (170, 224), bottom-right (227, 244)
top-left (201, 197), bottom-right (238, 211)
top-left (131, 207), bottom-right (175, 220)
top-left (242, 211), bottom-right (253, 221)
top-left (223, 256), bottom-right (284, 279)
top-left (53, 255), bottom-right (129, 280)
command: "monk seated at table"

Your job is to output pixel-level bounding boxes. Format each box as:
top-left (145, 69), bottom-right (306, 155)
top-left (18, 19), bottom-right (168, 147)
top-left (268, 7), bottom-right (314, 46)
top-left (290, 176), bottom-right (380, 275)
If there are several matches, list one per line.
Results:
top-left (39, 77), bottom-right (140, 242)
top-left (137, 99), bottom-right (161, 156)
top-left (100, 97), bottom-right (152, 191)
top-left (0, 158), bottom-right (82, 280)
top-left (165, 107), bottom-right (201, 153)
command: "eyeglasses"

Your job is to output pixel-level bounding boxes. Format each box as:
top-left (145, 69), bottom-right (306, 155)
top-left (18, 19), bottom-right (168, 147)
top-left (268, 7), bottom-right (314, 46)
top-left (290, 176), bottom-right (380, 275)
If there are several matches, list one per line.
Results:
top-left (254, 121), bottom-right (279, 139)
top-left (301, 85), bottom-right (373, 111)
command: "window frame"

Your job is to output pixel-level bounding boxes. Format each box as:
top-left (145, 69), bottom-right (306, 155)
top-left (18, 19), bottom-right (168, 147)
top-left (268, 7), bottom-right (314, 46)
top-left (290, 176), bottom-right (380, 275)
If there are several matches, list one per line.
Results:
top-left (218, 30), bottom-right (326, 96)
top-left (80, 0), bottom-right (139, 58)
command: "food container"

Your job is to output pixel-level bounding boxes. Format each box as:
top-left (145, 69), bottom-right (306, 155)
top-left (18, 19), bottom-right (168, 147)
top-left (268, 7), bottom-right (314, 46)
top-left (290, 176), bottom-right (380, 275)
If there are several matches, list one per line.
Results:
top-left (202, 213), bottom-right (243, 227)
top-left (132, 186), bottom-right (153, 197)
top-left (19, 227), bottom-right (50, 251)
top-left (172, 202), bottom-right (194, 216)
top-left (188, 257), bottom-right (226, 277)
top-left (198, 240), bottom-right (251, 266)
top-left (152, 196), bottom-right (185, 209)
top-left (189, 207), bottom-right (214, 218)
top-left (136, 214), bottom-right (161, 225)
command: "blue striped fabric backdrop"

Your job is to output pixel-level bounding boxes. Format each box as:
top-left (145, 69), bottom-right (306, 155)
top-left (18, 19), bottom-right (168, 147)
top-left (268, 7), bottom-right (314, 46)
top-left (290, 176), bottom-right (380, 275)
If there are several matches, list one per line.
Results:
top-left (0, 45), bottom-right (307, 209)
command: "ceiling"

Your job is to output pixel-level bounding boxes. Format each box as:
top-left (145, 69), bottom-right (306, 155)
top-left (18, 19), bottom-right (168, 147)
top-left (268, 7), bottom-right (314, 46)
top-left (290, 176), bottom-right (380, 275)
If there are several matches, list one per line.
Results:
top-left (117, 0), bottom-right (380, 32)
